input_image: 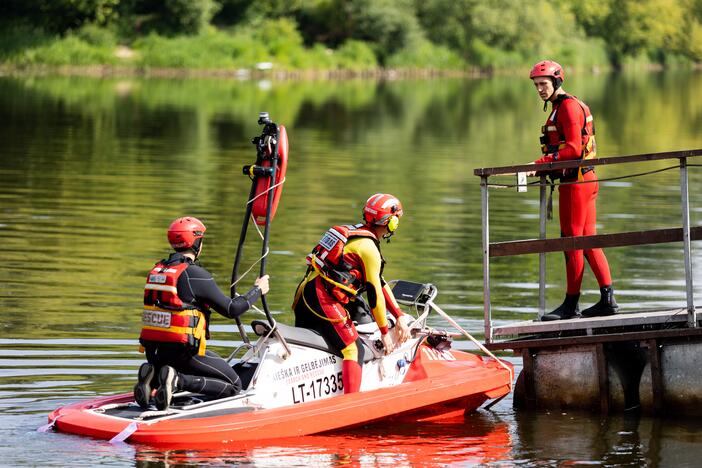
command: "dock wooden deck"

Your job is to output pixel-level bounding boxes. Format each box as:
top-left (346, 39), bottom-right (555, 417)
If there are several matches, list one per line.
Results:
top-left (487, 309), bottom-right (699, 350)
top-left (489, 308), bottom-right (700, 349)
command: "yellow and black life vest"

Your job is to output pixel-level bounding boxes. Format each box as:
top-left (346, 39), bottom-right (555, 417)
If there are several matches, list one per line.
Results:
top-left (139, 260), bottom-right (207, 356)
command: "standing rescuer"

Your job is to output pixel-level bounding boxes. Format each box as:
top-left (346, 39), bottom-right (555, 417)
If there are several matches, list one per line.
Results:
top-left (293, 193), bottom-right (411, 394)
top-left (529, 60), bottom-right (618, 321)
top-left (135, 216), bottom-right (269, 410)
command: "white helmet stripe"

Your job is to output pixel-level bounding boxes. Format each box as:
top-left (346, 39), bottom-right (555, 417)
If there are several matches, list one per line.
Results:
top-left (381, 197), bottom-right (399, 209)
top-left (368, 193), bottom-right (383, 205)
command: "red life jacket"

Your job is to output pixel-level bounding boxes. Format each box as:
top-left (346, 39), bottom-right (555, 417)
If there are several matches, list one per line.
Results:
top-left (139, 260), bottom-right (207, 356)
top-left (540, 94), bottom-right (597, 180)
top-left (305, 223), bottom-right (381, 299)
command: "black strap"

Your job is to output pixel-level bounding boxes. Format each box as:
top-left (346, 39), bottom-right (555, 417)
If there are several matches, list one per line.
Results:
top-left (547, 179), bottom-right (555, 221)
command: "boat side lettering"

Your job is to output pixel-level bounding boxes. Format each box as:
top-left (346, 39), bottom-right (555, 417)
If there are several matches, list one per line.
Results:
top-left (272, 355), bottom-right (338, 383)
top-left (421, 347), bottom-right (456, 361)
top-left (291, 372), bottom-right (344, 404)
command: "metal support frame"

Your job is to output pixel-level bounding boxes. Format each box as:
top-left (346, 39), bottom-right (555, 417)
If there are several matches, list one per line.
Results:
top-left (521, 348), bottom-right (536, 409)
top-left (647, 339), bottom-right (663, 414)
top-left (679, 158), bottom-right (697, 327)
top-left (476, 150), bottom-right (700, 345)
top-left (481, 176), bottom-right (492, 343)
top-left (594, 343), bottom-right (610, 413)
top-left (539, 175), bottom-right (548, 317)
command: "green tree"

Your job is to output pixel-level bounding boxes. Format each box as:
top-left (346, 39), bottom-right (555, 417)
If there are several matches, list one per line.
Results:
top-left (278, 0), bottom-right (420, 63)
top-left (569, 0), bottom-right (689, 64)
top-left (416, 0), bottom-right (586, 67)
top-left (0, 0), bottom-right (120, 32)
top-left (116, 0), bottom-right (220, 36)
top-left (414, 0), bottom-right (478, 55)
top-left (687, 0), bottom-right (702, 59)
top-left (162, 0), bottom-right (221, 34)
top-left (214, 0), bottom-right (304, 26)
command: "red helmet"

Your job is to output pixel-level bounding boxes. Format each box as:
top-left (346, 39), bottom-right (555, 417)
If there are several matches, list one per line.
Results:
top-left (363, 193), bottom-right (403, 232)
top-left (167, 217), bottom-right (206, 251)
top-left (529, 60), bottom-right (564, 87)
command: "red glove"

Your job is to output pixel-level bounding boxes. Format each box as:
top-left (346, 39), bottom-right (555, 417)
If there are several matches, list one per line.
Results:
top-left (534, 153), bottom-right (557, 164)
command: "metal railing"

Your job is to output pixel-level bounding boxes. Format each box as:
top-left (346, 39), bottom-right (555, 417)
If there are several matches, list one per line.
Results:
top-left (474, 149), bottom-right (702, 343)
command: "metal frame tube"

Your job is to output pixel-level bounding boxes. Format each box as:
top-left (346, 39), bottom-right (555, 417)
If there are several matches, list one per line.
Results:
top-left (259, 126), bottom-right (279, 328)
top-left (680, 158), bottom-right (696, 327)
top-left (539, 175), bottom-right (548, 317)
top-left (481, 176), bottom-right (492, 343)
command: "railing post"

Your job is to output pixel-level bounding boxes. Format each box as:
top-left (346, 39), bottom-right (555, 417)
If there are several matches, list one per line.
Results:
top-left (539, 175), bottom-right (548, 317)
top-left (679, 158), bottom-right (697, 327)
top-left (481, 175), bottom-right (492, 343)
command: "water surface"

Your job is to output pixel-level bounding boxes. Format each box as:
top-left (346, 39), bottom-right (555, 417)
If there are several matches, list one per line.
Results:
top-left (1, 71), bottom-right (701, 466)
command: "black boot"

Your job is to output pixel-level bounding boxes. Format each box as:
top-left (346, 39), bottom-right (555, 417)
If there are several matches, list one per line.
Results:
top-left (541, 293), bottom-right (580, 321)
top-left (155, 366), bottom-right (180, 411)
top-left (581, 285), bottom-right (619, 318)
top-left (133, 362), bottom-right (155, 409)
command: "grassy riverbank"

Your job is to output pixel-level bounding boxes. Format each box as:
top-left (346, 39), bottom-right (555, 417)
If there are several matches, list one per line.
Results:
top-left (0, 20), bottom-right (620, 78)
top-left (1, 0), bottom-right (701, 78)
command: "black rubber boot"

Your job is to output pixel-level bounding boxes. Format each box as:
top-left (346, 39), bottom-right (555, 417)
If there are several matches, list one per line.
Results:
top-left (155, 366), bottom-right (180, 411)
top-left (541, 293), bottom-right (580, 321)
top-left (133, 362), bottom-right (155, 409)
top-left (581, 285), bottom-right (619, 318)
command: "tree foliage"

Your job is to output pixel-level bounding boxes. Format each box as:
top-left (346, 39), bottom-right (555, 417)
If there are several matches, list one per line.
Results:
top-left (0, 0), bottom-right (120, 32)
top-left (1, 0), bottom-right (701, 68)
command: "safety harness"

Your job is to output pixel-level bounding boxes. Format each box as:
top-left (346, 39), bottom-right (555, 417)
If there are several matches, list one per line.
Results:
top-left (540, 94), bottom-right (597, 182)
top-left (139, 258), bottom-right (207, 356)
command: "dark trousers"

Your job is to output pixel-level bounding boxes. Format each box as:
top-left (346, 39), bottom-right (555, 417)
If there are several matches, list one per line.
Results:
top-left (145, 344), bottom-right (242, 398)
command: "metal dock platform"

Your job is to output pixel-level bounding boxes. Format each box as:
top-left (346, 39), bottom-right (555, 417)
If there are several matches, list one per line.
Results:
top-left (474, 150), bottom-right (701, 415)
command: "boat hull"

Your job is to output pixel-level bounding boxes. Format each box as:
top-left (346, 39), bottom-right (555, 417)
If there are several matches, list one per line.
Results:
top-left (49, 347), bottom-right (512, 445)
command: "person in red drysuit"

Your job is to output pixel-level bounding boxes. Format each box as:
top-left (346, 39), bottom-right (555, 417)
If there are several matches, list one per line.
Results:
top-left (529, 60), bottom-right (618, 321)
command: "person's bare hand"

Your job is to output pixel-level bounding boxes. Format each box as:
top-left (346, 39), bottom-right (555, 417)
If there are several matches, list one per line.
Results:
top-left (255, 275), bottom-right (270, 295)
top-left (394, 316), bottom-right (411, 344)
top-left (381, 332), bottom-right (396, 355)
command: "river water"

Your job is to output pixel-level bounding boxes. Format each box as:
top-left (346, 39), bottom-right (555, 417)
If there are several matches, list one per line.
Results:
top-left (0, 71), bottom-right (701, 466)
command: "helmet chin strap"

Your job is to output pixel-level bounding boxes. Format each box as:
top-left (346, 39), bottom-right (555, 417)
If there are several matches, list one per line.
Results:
top-left (544, 77), bottom-right (562, 111)
top-left (192, 238), bottom-right (203, 259)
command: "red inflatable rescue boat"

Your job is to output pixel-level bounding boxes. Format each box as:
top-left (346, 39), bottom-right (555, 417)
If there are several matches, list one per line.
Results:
top-left (47, 282), bottom-right (513, 445)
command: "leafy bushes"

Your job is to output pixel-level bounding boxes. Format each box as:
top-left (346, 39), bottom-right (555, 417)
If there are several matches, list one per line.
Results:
top-left (0, 23), bottom-right (117, 65)
top-left (1, 0), bottom-right (701, 71)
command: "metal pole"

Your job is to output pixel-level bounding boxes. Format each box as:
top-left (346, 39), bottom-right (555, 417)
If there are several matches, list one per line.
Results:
top-left (481, 176), bottom-right (492, 343)
top-left (679, 158), bottom-right (696, 327)
top-left (539, 175), bottom-right (548, 317)
top-left (259, 124), bottom-right (279, 329)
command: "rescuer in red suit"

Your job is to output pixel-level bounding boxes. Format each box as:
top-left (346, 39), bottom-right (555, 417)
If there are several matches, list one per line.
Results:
top-left (293, 194), bottom-right (411, 394)
top-left (529, 60), bottom-right (619, 321)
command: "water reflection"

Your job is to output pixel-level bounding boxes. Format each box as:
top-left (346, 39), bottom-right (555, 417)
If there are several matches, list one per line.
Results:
top-left (0, 72), bottom-right (701, 466)
top-left (132, 413), bottom-right (512, 467)
top-left (514, 410), bottom-right (702, 467)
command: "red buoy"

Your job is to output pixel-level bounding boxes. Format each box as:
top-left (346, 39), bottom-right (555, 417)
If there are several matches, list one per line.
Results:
top-left (251, 125), bottom-right (288, 225)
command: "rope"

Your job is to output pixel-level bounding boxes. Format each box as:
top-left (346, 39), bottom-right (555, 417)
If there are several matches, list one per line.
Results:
top-left (246, 176), bottom-right (286, 204)
top-left (230, 174), bottom-right (285, 296)
top-left (487, 164), bottom-right (692, 189)
top-left (427, 300), bottom-right (514, 391)
top-left (230, 219), bottom-right (268, 288)
top-left (302, 290), bottom-right (347, 323)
